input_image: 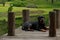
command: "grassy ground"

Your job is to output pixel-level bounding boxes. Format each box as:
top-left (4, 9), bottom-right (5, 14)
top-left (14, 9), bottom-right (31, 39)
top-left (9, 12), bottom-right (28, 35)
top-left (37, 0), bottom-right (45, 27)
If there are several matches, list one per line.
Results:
top-left (0, 18), bottom-right (22, 36)
top-left (0, 7), bottom-right (53, 20)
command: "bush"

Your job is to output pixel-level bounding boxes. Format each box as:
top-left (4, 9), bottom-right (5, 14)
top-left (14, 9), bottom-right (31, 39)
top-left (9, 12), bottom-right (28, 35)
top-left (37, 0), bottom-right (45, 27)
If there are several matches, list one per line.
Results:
top-left (12, 0), bottom-right (27, 7)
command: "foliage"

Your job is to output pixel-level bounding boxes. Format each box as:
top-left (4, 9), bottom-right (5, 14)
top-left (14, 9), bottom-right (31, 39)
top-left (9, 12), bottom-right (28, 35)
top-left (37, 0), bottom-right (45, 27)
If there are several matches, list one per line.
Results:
top-left (8, 5), bottom-right (13, 12)
top-left (0, 0), bottom-right (60, 7)
top-left (0, 0), bottom-right (7, 3)
top-left (10, 0), bottom-right (60, 7)
top-left (12, 0), bottom-right (27, 7)
top-left (0, 0), bottom-right (8, 6)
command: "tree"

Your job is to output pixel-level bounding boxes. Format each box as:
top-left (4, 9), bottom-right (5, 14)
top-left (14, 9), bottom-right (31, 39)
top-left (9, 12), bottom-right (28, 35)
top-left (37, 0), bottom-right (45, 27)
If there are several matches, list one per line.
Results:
top-left (51, 0), bottom-right (54, 4)
top-left (0, 0), bottom-right (7, 6)
top-left (8, 6), bottom-right (13, 12)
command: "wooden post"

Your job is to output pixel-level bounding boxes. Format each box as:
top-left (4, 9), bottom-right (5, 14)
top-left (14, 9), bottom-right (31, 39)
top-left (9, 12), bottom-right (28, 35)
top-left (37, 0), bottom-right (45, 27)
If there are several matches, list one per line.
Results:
top-left (22, 9), bottom-right (30, 23)
top-left (58, 10), bottom-right (60, 29)
top-left (8, 12), bottom-right (15, 36)
top-left (49, 11), bottom-right (56, 37)
top-left (53, 9), bottom-right (59, 28)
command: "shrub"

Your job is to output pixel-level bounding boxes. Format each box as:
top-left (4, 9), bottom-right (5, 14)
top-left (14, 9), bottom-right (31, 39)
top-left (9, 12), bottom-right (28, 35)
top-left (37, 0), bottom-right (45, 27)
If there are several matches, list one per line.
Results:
top-left (8, 6), bottom-right (13, 12)
top-left (12, 0), bottom-right (27, 7)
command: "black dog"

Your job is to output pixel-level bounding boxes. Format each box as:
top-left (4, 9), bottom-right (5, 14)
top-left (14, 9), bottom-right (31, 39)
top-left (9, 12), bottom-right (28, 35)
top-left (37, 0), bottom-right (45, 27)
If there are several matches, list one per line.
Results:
top-left (22, 16), bottom-right (47, 31)
top-left (37, 16), bottom-right (47, 31)
top-left (22, 22), bottom-right (32, 31)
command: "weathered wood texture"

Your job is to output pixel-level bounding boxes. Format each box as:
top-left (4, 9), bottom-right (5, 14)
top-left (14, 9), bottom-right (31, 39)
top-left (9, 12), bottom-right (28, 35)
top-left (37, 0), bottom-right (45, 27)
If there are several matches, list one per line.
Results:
top-left (53, 9), bottom-right (59, 28)
top-left (22, 9), bottom-right (30, 23)
top-left (8, 12), bottom-right (15, 36)
top-left (49, 11), bottom-right (56, 37)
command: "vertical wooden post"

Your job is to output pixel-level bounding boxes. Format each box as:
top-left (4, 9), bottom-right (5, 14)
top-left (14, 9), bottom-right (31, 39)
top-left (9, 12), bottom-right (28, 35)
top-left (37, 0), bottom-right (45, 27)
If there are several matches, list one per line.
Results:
top-left (49, 11), bottom-right (56, 37)
top-left (58, 10), bottom-right (60, 28)
top-left (53, 9), bottom-right (59, 28)
top-left (22, 9), bottom-right (30, 23)
top-left (8, 12), bottom-right (15, 36)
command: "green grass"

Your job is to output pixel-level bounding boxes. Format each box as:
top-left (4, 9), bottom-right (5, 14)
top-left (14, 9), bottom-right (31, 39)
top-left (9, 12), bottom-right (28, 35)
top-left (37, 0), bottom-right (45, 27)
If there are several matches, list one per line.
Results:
top-left (34, 0), bottom-right (60, 8)
top-left (0, 7), bottom-right (53, 21)
top-left (0, 7), bottom-right (52, 12)
top-left (0, 17), bottom-right (22, 36)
